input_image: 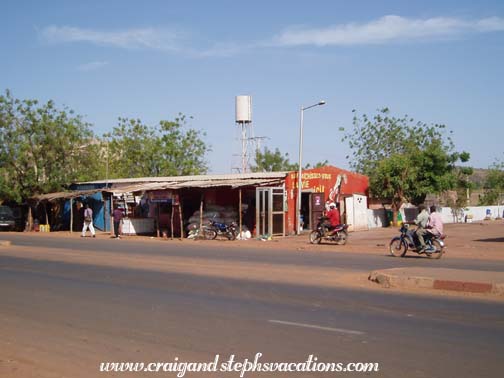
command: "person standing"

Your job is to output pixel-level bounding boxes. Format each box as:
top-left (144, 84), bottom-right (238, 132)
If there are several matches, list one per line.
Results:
top-left (113, 205), bottom-right (123, 239)
top-left (81, 204), bottom-right (96, 238)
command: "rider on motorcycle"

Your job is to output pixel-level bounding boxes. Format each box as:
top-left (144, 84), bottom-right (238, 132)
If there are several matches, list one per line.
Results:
top-left (412, 204), bottom-right (429, 252)
top-left (427, 205), bottom-right (444, 237)
top-left (325, 202), bottom-right (341, 235)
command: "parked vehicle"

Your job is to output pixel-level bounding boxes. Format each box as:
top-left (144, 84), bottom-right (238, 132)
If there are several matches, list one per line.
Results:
top-left (389, 223), bottom-right (445, 259)
top-left (309, 216), bottom-right (349, 245)
top-left (204, 219), bottom-right (238, 241)
top-left (0, 206), bottom-right (16, 231)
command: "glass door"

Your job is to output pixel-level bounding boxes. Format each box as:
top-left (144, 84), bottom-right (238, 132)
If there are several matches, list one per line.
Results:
top-left (256, 186), bottom-right (285, 236)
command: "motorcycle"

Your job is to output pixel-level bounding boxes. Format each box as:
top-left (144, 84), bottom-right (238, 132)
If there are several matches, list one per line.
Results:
top-left (204, 219), bottom-right (238, 241)
top-left (389, 223), bottom-right (445, 259)
top-left (309, 216), bottom-right (349, 245)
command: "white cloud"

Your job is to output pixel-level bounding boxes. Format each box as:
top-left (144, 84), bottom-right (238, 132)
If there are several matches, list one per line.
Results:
top-left (76, 61), bottom-right (109, 71)
top-left (38, 16), bottom-right (504, 57)
top-left (273, 15), bottom-right (504, 46)
top-left (39, 24), bottom-right (252, 57)
top-left (40, 25), bottom-right (183, 51)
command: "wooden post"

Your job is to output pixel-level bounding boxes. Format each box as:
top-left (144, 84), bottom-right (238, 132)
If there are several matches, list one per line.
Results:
top-left (170, 203), bottom-right (174, 240)
top-left (199, 194), bottom-right (204, 239)
top-left (70, 198), bottom-right (73, 233)
top-left (239, 189), bottom-right (243, 237)
top-left (110, 196), bottom-right (113, 235)
top-left (156, 203), bottom-right (160, 238)
top-left (179, 203), bottom-right (183, 240)
top-left (44, 203), bottom-right (49, 226)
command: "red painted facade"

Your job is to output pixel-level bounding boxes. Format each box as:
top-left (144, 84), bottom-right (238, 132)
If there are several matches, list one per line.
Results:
top-left (284, 166), bottom-right (369, 234)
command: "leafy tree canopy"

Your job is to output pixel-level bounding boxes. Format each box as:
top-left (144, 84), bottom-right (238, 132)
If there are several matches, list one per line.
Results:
top-left (0, 90), bottom-right (101, 202)
top-left (479, 160), bottom-right (504, 205)
top-left (251, 147), bottom-right (329, 172)
top-left (340, 108), bottom-right (470, 212)
top-left (105, 114), bottom-right (210, 178)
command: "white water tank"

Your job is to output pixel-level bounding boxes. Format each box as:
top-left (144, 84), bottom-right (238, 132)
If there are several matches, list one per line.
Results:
top-left (235, 95), bottom-right (252, 123)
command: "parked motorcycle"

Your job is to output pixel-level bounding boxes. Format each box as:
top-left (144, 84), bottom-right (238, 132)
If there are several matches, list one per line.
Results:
top-left (204, 219), bottom-right (238, 241)
top-left (389, 223), bottom-right (445, 259)
top-left (309, 216), bottom-right (349, 245)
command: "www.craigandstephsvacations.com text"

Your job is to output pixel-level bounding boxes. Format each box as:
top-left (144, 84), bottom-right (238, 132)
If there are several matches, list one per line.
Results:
top-left (99, 353), bottom-right (380, 376)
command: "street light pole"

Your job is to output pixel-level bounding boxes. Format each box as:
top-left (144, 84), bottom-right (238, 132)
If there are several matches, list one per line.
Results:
top-left (297, 100), bottom-right (325, 235)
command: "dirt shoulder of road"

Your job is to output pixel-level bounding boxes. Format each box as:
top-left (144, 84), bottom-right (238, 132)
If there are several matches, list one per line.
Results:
top-left (2, 220), bottom-right (503, 302)
top-left (14, 219), bottom-right (503, 260)
top-left (229, 220), bottom-right (504, 260)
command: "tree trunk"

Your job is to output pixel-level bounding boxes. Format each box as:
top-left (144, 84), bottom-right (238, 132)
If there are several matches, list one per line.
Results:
top-left (391, 199), bottom-right (403, 226)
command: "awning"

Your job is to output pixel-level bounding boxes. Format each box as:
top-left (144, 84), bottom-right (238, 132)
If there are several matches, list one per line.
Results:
top-left (34, 173), bottom-right (288, 200)
top-left (31, 189), bottom-right (103, 202)
top-left (105, 177), bottom-right (285, 194)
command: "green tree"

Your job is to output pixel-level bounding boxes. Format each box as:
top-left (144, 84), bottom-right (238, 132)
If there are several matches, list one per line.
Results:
top-left (251, 147), bottom-right (329, 172)
top-left (479, 161), bottom-right (504, 205)
top-left (106, 114), bottom-right (210, 178)
top-left (341, 108), bottom-right (469, 220)
top-left (0, 90), bottom-right (100, 202)
top-left (251, 147), bottom-right (297, 172)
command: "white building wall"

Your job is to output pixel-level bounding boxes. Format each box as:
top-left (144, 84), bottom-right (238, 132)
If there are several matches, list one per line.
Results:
top-left (367, 205), bottom-right (504, 228)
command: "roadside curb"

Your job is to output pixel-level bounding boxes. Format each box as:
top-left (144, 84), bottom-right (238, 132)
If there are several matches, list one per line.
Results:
top-left (0, 240), bottom-right (12, 247)
top-left (369, 268), bottom-right (504, 296)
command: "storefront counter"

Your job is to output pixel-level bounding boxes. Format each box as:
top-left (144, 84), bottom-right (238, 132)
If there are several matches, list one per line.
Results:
top-left (122, 217), bottom-right (155, 235)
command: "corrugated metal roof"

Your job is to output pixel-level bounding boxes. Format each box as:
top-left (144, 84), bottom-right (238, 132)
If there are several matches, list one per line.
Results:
top-left (106, 177), bottom-right (285, 194)
top-left (32, 189), bottom-right (103, 202)
top-left (34, 172), bottom-right (288, 200)
top-left (79, 171), bottom-right (288, 185)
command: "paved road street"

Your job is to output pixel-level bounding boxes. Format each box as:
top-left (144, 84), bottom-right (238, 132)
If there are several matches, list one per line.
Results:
top-left (1, 235), bottom-right (503, 377)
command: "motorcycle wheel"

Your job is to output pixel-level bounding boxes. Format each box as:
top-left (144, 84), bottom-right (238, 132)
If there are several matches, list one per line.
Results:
top-left (309, 231), bottom-right (322, 244)
top-left (389, 238), bottom-right (407, 257)
top-left (204, 228), bottom-right (217, 240)
top-left (427, 240), bottom-right (444, 259)
top-left (226, 230), bottom-right (237, 241)
top-left (336, 230), bottom-right (348, 245)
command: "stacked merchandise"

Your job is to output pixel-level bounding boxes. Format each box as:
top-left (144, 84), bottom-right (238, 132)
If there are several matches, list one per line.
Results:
top-left (186, 204), bottom-right (248, 238)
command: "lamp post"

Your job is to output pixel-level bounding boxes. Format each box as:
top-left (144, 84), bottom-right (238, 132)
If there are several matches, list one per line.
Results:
top-left (297, 100), bottom-right (325, 235)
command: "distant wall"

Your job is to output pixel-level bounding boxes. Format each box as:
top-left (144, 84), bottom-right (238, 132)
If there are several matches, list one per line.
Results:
top-left (460, 206), bottom-right (504, 222)
top-left (367, 205), bottom-right (504, 228)
top-left (368, 209), bottom-right (387, 228)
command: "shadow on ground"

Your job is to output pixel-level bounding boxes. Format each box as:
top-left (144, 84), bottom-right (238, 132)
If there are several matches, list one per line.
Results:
top-left (474, 238), bottom-right (504, 243)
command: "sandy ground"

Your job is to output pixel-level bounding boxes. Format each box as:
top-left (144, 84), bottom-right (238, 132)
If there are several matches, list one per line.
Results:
top-left (26, 219), bottom-right (504, 260)
top-left (1, 221), bottom-right (503, 378)
top-left (2, 220), bottom-right (503, 302)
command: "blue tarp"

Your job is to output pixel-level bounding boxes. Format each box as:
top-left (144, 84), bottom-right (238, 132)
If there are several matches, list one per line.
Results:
top-left (63, 191), bottom-right (110, 231)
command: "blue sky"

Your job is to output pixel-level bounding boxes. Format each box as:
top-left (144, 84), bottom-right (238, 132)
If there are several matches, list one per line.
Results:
top-left (2, 0), bottom-right (503, 173)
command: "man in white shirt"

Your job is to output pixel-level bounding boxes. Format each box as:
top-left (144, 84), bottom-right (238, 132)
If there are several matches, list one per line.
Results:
top-left (413, 205), bottom-right (429, 252)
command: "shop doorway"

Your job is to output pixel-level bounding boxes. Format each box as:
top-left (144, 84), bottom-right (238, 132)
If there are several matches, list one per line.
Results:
top-left (256, 187), bottom-right (285, 236)
top-left (309, 192), bottom-right (325, 231)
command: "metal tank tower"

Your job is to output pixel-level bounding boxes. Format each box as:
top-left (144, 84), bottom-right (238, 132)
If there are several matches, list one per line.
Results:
top-left (235, 95), bottom-right (253, 173)
top-left (233, 95), bottom-right (267, 173)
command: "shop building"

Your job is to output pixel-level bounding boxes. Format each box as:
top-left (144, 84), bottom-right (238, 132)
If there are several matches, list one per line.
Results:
top-left (34, 166), bottom-right (368, 237)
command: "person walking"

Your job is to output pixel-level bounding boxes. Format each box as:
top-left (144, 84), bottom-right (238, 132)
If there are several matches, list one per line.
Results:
top-left (81, 204), bottom-right (96, 238)
top-left (113, 205), bottom-right (123, 239)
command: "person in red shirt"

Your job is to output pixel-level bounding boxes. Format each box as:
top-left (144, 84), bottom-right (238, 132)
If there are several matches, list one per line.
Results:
top-left (325, 202), bottom-right (341, 233)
